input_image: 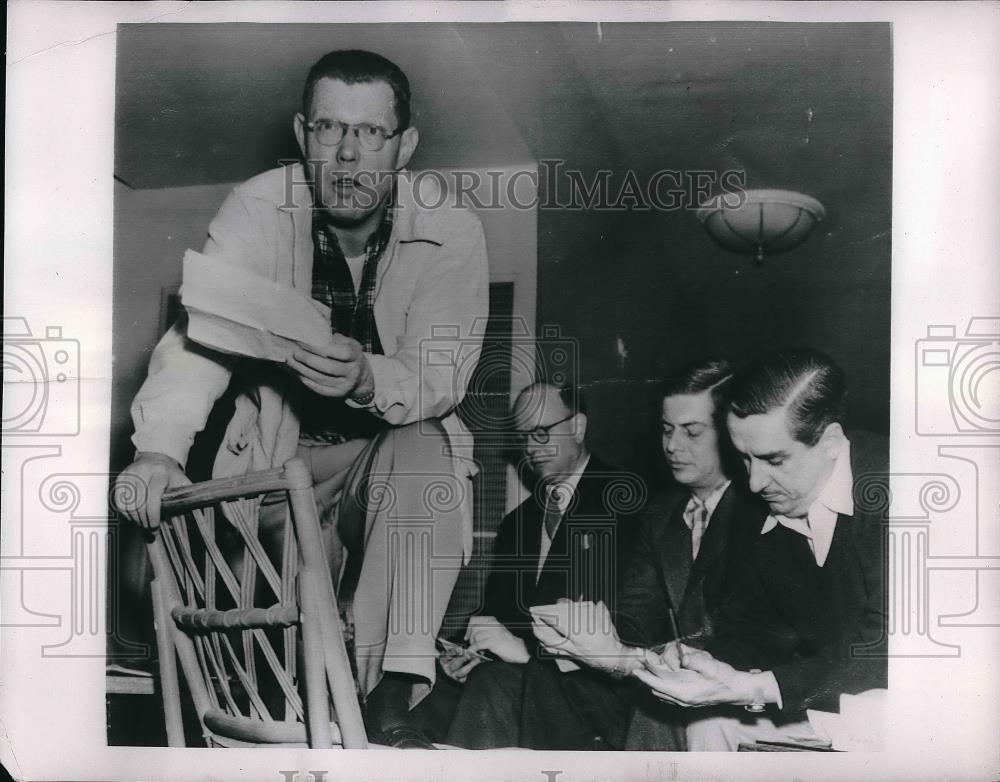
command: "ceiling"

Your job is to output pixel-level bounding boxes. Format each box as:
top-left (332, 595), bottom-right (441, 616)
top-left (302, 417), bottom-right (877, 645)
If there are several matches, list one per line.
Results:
top-left (115, 21), bottom-right (892, 220)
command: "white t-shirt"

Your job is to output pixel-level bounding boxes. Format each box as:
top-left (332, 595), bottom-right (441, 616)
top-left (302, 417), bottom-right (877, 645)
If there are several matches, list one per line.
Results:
top-left (345, 253), bottom-right (365, 291)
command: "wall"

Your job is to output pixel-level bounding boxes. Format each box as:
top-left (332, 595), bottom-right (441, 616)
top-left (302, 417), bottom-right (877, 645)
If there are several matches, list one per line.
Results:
top-left (536, 193), bottom-right (891, 482)
top-left (111, 179), bottom-right (234, 471)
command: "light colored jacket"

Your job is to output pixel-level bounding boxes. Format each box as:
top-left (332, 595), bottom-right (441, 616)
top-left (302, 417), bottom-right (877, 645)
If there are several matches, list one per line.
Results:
top-left (131, 164), bottom-right (490, 479)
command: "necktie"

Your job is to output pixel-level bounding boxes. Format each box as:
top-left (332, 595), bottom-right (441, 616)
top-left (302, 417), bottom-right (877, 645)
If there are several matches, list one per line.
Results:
top-left (684, 496), bottom-right (710, 561)
top-left (543, 488), bottom-right (563, 541)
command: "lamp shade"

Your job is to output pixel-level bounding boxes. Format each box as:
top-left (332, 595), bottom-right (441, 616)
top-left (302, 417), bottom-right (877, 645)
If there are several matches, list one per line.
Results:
top-left (696, 188), bottom-right (826, 263)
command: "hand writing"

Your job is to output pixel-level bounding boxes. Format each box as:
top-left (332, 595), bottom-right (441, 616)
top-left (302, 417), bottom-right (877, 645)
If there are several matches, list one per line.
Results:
top-left (634, 645), bottom-right (764, 708)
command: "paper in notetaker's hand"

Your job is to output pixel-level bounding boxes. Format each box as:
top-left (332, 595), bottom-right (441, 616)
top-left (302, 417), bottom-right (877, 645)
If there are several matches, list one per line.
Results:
top-left (529, 602), bottom-right (583, 673)
top-left (436, 638), bottom-right (493, 662)
top-left (180, 250), bottom-right (333, 363)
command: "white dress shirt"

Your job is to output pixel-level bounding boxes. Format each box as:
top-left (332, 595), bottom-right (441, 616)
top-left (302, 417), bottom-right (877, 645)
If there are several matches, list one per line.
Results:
top-left (761, 439), bottom-right (854, 567)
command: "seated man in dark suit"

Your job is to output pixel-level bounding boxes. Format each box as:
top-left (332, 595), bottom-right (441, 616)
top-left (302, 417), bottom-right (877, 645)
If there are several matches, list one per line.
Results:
top-left (633, 349), bottom-right (888, 750)
top-left (443, 382), bottom-right (640, 749)
top-left (532, 358), bottom-right (766, 749)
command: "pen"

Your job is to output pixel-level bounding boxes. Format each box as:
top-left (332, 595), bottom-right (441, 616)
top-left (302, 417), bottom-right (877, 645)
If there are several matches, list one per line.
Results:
top-left (667, 605), bottom-right (685, 667)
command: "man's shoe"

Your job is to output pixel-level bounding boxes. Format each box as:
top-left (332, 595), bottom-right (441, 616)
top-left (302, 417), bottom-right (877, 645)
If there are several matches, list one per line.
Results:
top-left (369, 724), bottom-right (438, 749)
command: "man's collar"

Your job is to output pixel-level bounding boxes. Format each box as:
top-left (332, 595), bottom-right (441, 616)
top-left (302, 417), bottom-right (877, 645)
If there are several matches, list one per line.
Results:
top-left (760, 437), bottom-right (854, 568)
top-left (762, 436), bottom-right (853, 531)
top-left (311, 181), bottom-right (396, 254)
top-left (816, 438), bottom-right (854, 518)
top-left (394, 169), bottom-right (449, 244)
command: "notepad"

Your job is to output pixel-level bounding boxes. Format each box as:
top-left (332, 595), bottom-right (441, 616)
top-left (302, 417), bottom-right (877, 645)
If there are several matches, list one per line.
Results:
top-left (180, 250), bottom-right (332, 363)
top-left (807, 689), bottom-right (887, 750)
top-left (530, 602), bottom-right (585, 672)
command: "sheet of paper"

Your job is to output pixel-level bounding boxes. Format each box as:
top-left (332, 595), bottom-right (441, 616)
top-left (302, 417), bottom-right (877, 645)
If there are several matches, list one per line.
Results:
top-left (807, 689), bottom-right (887, 751)
top-left (180, 249), bottom-right (333, 362)
top-left (530, 602), bottom-right (585, 672)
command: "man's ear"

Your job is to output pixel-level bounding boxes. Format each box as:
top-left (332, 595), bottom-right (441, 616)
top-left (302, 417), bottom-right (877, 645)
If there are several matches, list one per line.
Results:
top-left (294, 113), bottom-right (307, 159)
top-left (394, 126), bottom-right (419, 170)
top-left (574, 413), bottom-right (589, 445)
top-left (819, 422), bottom-right (845, 457)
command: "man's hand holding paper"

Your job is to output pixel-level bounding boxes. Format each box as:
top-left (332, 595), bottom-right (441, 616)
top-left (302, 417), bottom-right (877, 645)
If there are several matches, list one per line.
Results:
top-left (531, 600), bottom-right (609, 653)
top-left (531, 600), bottom-right (632, 674)
top-left (288, 334), bottom-right (374, 400)
top-left (437, 638), bottom-right (489, 684)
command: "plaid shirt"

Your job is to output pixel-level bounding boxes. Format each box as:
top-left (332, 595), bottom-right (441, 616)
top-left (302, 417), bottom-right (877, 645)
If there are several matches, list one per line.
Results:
top-left (299, 192), bottom-right (395, 443)
top-left (310, 194), bottom-right (395, 353)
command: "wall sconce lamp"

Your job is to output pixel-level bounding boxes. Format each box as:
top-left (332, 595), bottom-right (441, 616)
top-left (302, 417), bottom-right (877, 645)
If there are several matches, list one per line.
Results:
top-left (696, 188), bottom-right (826, 265)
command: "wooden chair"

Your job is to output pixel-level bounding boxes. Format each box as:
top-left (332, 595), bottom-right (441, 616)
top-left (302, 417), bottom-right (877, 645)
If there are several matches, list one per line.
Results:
top-left (146, 457), bottom-right (368, 748)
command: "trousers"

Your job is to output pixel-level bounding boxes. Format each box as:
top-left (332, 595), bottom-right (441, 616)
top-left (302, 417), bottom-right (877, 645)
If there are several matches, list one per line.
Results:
top-left (445, 658), bottom-right (628, 750)
top-left (259, 421), bottom-right (471, 710)
top-left (335, 421), bottom-right (470, 708)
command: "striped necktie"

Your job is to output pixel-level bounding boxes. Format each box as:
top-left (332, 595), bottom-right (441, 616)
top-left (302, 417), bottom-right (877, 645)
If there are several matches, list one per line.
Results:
top-left (683, 495), bottom-right (710, 561)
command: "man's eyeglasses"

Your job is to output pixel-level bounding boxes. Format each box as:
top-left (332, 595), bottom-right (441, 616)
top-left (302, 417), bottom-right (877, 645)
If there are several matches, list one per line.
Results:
top-left (517, 414), bottom-right (576, 445)
top-left (304, 119), bottom-right (402, 151)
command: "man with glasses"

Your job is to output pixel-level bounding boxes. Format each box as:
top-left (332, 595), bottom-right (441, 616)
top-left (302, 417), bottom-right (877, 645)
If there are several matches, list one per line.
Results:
top-left (442, 382), bottom-right (640, 749)
top-left (116, 49), bottom-right (489, 747)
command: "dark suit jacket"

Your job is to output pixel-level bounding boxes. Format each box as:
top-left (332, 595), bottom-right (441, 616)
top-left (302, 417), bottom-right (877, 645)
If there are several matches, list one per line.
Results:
top-left (614, 480), bottom-right (766, 750)
top-left (614, 480), bottom-right (766, 650)
top-left (476, 456), bottom-right (640, 748)
top-left (481, 456), bottom-right (640, 644)
top-left (708, 431), bottom-right (889, 716)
